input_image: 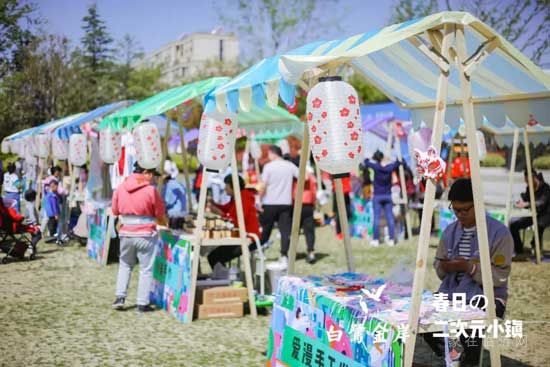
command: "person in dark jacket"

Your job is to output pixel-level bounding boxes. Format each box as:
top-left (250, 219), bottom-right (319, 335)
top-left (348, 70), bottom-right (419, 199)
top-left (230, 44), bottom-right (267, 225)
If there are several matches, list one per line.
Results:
top-left (510, 169), bottom-right (550, 260)
top-left (424, 178), bottom-right (513, 365)
top-left (363, 150), bottom-right (401, 246)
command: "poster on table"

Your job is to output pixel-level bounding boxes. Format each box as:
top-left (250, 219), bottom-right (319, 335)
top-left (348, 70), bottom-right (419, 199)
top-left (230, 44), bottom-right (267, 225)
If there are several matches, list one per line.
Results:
top-left (150, 230), bottom-right (191, 323)
top-left (86, 206), bottom-right (112, 265)
top-left (350, 198), bottom-right (373, 239)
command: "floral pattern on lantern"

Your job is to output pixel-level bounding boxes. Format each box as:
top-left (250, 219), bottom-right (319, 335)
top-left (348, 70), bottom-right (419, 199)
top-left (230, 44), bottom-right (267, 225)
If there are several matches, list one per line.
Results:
top-left (52, 135), bottom-right (69, 161)
top-left (132, 122), bottom-right (162, 169)
top-left (307, 77), bottom-right (362, 176)
top-left (197, 111), bottom-right (237, 172)
top-left (69, 134), bottom-right (87, 167)
top-left (34, 134), bottom-right (51, 158)
top-left (99, 128), bottom-right (122, 164)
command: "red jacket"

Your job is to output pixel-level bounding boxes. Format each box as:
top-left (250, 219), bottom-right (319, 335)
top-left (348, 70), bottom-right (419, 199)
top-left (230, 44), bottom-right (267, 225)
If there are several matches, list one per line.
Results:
top-left (216, 189), bottom-right (260, 238)
top-left (293, 174), bottom-right (317, 205)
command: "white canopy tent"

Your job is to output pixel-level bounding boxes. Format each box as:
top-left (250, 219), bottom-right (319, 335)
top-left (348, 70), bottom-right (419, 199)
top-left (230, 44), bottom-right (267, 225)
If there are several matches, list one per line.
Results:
top-left (205, 11), bottom-right (550, 366)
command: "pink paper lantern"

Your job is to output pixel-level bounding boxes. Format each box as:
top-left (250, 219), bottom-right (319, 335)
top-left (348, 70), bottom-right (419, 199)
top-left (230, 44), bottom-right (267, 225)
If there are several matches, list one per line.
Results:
top-left (307, 76), bottom-right (362, 176)
top-left (69, 134), bottom-right (87, 167)
top-left (51, 135), bottom-right (69, 161)
top-left (34, 133), bottom-right (50, 158)
top-left (99, 128), bottom-right (122, 164)
top-left (197, 111), bottom-right (237, 172)
top-left (132, 122), bottom-right (162, 169)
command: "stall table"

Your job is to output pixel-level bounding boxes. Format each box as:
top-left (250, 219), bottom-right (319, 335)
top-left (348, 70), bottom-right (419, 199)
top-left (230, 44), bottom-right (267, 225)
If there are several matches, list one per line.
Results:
top-left (267, 273), bottom-right (485, 367)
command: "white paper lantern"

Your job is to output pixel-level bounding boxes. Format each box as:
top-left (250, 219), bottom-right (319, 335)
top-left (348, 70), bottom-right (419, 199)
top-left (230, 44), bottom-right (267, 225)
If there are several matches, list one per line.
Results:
top-left (307, 76), bottom-right (362, 176)
top-left (132, 122), bottom-right (162, 169)
top-left (34, 133), bottom-right (50, 158)
top-left (197, 111), bottom-right (237, 172)
top-left (476, 130), bottom-right (487, 160)
top-left (1, 140), bottom-right (10, 154)
top-left (99, 128), bottom-right (122, 164)
top-left (24, 136), bottom-right (37, 158)
top-left (51, 135), bottom-right (69, 161)
top-left (250, 140), bottom-right (261, 160)
top-left (69, 133), bottom-right (87, 167)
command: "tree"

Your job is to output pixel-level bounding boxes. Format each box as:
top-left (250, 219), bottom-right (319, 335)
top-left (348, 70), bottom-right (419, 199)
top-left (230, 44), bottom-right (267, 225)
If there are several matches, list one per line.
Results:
top-left (0, 0), bottom-right (40, 78)
top-left (347, 73), bottom-right (390, 104)
top-left (114, 34), bottom-right (145, 92)
top-left (390, 0), bottom-right (550, 66)
top-left (216, 0), bottom-right (343, 62)
top-left (80, 2), bottom-right (113, 73)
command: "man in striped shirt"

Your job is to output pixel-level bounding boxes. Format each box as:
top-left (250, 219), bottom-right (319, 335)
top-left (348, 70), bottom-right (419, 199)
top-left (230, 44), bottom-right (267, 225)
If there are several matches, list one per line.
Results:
top-left (427, 179), bottom-right (514, 365)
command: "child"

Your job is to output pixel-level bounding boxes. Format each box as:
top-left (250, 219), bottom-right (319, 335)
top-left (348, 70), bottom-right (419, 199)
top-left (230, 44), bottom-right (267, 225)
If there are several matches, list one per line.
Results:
top-left (44, 180), bottom-right (61, 238)
top-left (3, 163), bottom-right (21, 212)
top-left (23, 189), bottom-right (42, 255)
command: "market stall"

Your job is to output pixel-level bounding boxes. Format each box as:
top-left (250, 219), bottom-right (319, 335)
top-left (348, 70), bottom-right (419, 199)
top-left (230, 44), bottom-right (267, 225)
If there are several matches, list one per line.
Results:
top-left (205, 11), bottom-right (550, 366)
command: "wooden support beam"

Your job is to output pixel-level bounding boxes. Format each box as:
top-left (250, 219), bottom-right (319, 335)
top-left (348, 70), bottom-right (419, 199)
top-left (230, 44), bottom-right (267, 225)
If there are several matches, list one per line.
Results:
top-left (456, 24), bottom-right (501, 367)
top-left (404, 23), bottom-right (453, 367)
top-left (335, 178), bottom-right (355, 272)
top-left (231, 152), bottom-right (257, 317)
top-left (463, 37), bottom-right (500, 77)
top-left (393, 123), bottom-right (413, 241)
top-left (409, 35), bottom-right (450, 73)
top-left (288, 123), bottom-right (310, 274)
top-left (523, 129), bottom-right (541, 264)
top-left (178, 125), bottom-right (193, 213)
top-left (405, 91), bottom-right (550, 109)
top-left (505, 129), bottom-right (519, 225)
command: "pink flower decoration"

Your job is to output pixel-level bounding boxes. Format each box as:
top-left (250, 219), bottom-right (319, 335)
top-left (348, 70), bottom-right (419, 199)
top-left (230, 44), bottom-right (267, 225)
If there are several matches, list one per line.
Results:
top-left (350, 131), bottom-right (359, 141)
top-left (224, 118), bottom-right (232, 126)
top-left (312, 98), bottom-right (322, 108)
top-left (314, 136), bottom-right (322, 144)
top-left (321, 149), bottom-right (328, 157)
top-left (215, 125), bottom-right (223, 132)
top-left (357, 146), bottom-right (362, 153)
top-left (311, 125), bottom-right (317, 133)
top-left (321, 111), bottom-right (327, 119)
top-left (348, 95), bottom-right (356, 105)
top-left (307, 112), bottom-right (313, 121)
top-left (340, 108), bottom-right (350, 117)
top-left (348, 152), bottom-right (355, 159)
top-left (347, 121), bottom-right (354, 129)
top-left (218, 143), bottom-right (224, 149)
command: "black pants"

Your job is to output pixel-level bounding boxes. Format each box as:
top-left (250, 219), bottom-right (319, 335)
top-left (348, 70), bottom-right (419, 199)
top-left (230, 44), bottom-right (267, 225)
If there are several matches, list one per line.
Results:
top-left (260, 205), bottom-right (292, 256)
top-left (423, 298), bottom-right (505, 363)
top-left (47, 217), bottom-right (58, 237)
top-left (333, 193), bottom-right (351, 235)
top-left (207, 242), bottom-right (257, 269)
top-left (510, 214), bottom-right (550, 254)
top-left (300, 204), bottom-right (315, 252)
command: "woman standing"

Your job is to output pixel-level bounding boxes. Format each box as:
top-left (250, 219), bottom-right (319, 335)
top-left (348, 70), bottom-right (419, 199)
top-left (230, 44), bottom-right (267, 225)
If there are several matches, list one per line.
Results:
top-left (363, 150), bottom-right (401, 247)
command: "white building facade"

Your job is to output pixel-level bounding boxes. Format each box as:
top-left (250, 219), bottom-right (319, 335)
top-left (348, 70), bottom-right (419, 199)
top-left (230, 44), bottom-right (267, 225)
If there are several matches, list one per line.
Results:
top-left (136, 32), bottom-right (239, 85)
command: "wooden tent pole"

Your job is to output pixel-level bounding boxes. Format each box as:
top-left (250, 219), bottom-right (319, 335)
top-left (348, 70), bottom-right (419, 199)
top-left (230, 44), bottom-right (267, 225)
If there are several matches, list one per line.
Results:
top-left (404, 24), bottom-right (452, 367)
top-left (288, 123), bottom-right (310, 274)
top-left (178, 125), bottom-right (193, 213)
top-left (505, 129), bottom-right (519, 225)
top-left (456, 24), bottom-right (501, 367)
top-left (523, 129), bottom-right (541, 264)
top-left (335, 177), bottom-right (355, 272)
top-left (187, 167), bottom-right (208, 321)
top-left (393, 122), bottom-right (413, 241)
top-left (231, 152), bottom-right (257, 317)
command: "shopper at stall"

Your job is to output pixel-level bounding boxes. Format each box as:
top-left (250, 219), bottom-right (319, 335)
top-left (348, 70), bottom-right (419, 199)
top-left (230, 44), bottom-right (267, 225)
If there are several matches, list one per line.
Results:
top-left (111, 162), bottom-right (166, 312)
top-left (510, 169), bottom-right (550, 261)
top-left (44, 179), bottom-right (61, 238)
top-left (425, 178), bottom-right (513, 365)
top-left (206, 174), bottom-right (260, 268)
top-left (3, 163), bottom-right (21, 212)
top-left (363, 150), bottom-right (401, 246)
top-left (162, 173), bottom-right (187, 229)
top-left (259, 145), bottom-right (299, 268)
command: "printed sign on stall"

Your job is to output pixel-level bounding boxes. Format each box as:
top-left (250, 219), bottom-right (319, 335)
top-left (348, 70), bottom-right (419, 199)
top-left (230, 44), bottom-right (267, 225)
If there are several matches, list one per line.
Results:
top-left (86, 207), bottom-right (112, 265)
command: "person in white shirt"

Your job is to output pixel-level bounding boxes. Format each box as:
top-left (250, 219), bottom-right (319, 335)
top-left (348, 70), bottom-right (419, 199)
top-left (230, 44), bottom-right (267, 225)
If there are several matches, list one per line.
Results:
top-left (259, 145), bottom-right (299, 267)
top-left (3, 163), bottom-right (21, 212)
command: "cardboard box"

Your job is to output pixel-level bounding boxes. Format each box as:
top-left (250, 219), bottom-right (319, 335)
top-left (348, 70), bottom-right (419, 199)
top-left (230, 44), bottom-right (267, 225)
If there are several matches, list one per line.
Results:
top-left (197, 286), bottom-right (248, 305)
top-left (197, 302), bottom-right (243, 319)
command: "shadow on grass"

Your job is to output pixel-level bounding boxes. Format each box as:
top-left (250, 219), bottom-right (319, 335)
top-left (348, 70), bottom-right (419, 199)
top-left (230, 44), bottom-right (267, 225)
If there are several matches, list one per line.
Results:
top-left (295, 252), bottom-right (330, 263)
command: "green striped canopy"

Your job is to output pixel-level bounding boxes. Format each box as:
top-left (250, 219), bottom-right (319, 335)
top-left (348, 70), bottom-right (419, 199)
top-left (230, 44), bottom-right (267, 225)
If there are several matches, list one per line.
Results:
top-left (99, 77), bottom-right (229, 131)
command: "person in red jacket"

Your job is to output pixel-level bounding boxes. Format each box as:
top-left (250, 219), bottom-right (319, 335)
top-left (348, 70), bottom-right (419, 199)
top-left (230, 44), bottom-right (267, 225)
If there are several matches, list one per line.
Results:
top-left (111, 162), bottom-right (166, 312)
top-left (206, 174), bottom-right (261, 269)
top-left (332, 175), bottom-right (352, 240)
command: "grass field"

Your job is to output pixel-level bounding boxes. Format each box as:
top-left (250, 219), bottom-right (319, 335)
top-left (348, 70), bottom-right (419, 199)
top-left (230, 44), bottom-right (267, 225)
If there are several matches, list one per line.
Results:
top-left (0, 226), bottom-right (549, 366)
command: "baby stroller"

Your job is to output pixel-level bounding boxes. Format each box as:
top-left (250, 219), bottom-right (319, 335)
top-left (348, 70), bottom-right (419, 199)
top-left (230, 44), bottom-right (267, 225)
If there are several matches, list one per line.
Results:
top-left (0, 197), bottom-right (41, 263)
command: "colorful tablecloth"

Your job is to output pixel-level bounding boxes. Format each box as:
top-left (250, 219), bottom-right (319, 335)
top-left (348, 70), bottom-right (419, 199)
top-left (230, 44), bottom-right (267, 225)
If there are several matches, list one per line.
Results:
top-left (267, 272), bottom-right (485, 367)
top-left (150, 230), bottom-right (192, 323)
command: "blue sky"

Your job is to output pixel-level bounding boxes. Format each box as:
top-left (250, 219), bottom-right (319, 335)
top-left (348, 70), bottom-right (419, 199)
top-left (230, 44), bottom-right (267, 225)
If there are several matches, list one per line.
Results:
top-left (36, 0), bottom-right (548, 66)
top-left (36, 0), bottom-right (392, 55)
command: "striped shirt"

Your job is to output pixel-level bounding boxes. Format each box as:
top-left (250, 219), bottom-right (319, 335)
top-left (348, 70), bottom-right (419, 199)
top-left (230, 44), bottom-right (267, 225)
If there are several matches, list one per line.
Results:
top-left (456, 227), bottom-right (475, 282)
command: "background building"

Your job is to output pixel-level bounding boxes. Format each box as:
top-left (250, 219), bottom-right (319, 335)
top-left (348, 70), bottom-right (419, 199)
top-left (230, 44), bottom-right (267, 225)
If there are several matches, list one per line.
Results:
top-left (135, 31), bottom-right (239, 85)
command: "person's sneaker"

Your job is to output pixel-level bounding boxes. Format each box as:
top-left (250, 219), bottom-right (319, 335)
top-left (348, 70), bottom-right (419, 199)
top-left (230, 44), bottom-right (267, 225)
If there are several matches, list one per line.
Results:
top-left (136, 304), bottom-right (154, 313)
top-left (276, 255), bottom-right (288, 269)
top-left (512, 253), bottom-right (530, 262)
top-left (386, 239), bottom-right (395, 247)
top-left (112, 297), bottom-right (125, 310)
top-left (306, 252), bottom-right (316, 264)
top-left (370, 240), bottom-right (380, 247)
